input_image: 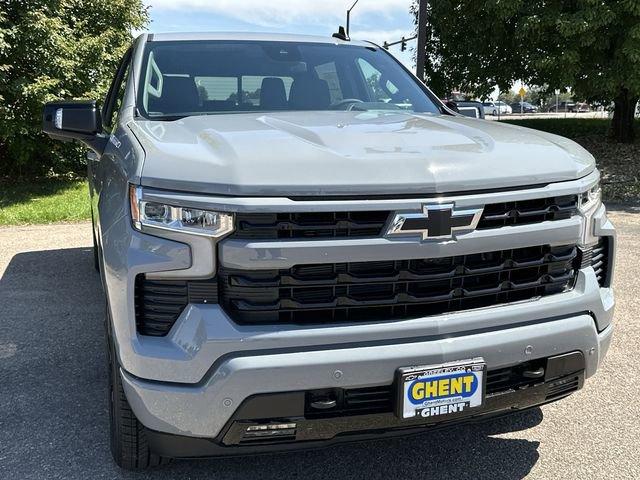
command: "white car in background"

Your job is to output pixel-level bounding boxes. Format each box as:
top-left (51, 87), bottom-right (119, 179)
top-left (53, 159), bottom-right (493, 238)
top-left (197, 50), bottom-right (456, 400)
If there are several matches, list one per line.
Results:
top-left (482, 101), bottom-right (512, 116)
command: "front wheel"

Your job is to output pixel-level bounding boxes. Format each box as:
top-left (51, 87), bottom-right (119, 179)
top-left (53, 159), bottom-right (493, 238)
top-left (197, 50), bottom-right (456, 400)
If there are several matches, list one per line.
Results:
top-left (106, 311), bottom-right (171, 470)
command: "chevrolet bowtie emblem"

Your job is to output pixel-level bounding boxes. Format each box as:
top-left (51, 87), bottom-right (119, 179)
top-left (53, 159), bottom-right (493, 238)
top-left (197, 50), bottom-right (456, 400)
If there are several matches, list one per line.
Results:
top-left (386, 204), bottom-right (484, 240)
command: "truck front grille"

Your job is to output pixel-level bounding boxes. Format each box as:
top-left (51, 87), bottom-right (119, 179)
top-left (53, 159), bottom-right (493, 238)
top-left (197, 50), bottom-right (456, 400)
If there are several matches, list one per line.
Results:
top-left (219, 244), bottom-right (579, 325)
top-left (232, 195), bottom-right (577, 240)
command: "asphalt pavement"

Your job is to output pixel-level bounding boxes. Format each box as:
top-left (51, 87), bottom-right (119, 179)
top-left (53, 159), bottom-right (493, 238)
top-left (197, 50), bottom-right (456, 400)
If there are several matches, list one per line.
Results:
top-left (1, 208), bottom-right (639, 479)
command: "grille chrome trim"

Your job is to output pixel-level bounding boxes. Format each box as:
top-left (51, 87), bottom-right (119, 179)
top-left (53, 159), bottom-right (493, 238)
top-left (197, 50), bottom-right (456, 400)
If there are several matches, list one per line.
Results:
top-left (219, 216), bottom-right (583, 270)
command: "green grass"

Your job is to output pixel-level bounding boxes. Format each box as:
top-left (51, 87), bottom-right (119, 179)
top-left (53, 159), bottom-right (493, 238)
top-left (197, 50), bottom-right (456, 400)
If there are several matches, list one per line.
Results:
top-left (0, 178), bottom-right (91, 226)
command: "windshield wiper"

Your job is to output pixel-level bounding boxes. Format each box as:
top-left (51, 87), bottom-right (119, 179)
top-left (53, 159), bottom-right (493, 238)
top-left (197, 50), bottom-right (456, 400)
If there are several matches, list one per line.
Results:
top-left (149, 114), bottom-right (188, 121)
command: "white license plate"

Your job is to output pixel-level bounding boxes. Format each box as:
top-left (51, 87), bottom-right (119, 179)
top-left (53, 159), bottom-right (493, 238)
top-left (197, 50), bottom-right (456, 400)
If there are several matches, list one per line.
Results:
top-left (397, 358), bottom-right (486, 420)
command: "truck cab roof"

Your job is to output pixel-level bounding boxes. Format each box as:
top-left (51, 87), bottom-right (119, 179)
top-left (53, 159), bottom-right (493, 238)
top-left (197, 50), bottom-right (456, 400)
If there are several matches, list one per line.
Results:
top-left (143, 31), bottom-right (374, 47)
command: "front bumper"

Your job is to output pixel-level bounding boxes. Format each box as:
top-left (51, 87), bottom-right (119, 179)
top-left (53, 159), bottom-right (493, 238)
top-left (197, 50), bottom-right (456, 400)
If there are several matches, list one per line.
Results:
top-left (121, 310), bottom-right (614, 442)
top-left (140, 352), bottom-right (588, 458)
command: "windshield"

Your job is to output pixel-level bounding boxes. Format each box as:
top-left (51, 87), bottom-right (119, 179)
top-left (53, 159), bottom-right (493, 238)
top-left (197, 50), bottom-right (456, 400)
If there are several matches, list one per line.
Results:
top-left (137, 40), bottom-right (441, 119)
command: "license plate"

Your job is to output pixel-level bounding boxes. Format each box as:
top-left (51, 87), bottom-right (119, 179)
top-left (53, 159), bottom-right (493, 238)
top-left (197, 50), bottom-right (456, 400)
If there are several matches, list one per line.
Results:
top-left (396, 358), bottom-right (486, 420)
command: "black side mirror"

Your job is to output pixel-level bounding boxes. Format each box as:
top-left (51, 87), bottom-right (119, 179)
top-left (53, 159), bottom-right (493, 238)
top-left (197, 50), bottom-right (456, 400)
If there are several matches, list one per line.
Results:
top-left (444, 100), bottom-right (459, 113)
top-left (42, 100), bottom-right (107, 152)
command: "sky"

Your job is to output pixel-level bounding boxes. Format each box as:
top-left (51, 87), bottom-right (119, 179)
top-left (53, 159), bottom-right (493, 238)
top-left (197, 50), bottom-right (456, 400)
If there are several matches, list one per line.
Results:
top-left (142, 0), bottom-right (417, 70)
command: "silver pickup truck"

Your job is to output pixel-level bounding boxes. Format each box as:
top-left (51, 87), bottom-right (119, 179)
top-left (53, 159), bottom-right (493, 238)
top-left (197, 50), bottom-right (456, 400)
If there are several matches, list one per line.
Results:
top-left (42, 32), bottom-right (615, 470)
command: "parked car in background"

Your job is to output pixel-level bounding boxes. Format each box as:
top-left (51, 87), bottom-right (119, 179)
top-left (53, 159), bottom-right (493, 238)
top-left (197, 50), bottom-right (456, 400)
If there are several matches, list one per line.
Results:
top-left (548, 101), bottom-right (591, 113)
top-left (548, 101), bottom-right (576, 113)
top-left (482, 101), bottom-right (512, 116)
top-left (453, 100), bottom-right (485, 119)
top-left (510, 101), bottom-right (538, 114)
top-left (574, 102), bottom-right (591, 113)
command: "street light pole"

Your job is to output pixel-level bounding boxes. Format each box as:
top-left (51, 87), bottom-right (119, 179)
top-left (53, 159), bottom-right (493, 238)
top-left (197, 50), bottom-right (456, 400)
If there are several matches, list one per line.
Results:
top-left (416, 0), bottom-right (428, 82)
top-left (346, 0), bottom-right (360, 37)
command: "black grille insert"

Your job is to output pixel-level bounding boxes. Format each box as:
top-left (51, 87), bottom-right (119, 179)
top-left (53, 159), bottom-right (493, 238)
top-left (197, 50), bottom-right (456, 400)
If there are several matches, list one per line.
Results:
top-left (477, 195), bottom-right (577, 230)
top-left (135, 276), bottom-right (218, 336)
top-left (232, 196), bottom-right (578, 240)
top-left (234, 211), bottom-right (390, 239)
top-left (591, 237), bottom-right (611, 287)
top-left (219, 244), bottom-right (579, 325)
top-left (579, 237), bottom-right (611, 287)
top-left (306, 386), bottom-right (393, 418)
top-left (304, 360), bottom-right (548, 419)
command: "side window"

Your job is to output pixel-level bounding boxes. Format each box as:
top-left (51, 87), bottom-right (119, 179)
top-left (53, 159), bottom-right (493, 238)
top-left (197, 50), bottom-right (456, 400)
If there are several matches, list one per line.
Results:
top-left (109, 66), bottom-right (130, 127)
top-left (314, 62), bottom-right (343, 104)
top-left (103, 50), bottom-right (132, 132)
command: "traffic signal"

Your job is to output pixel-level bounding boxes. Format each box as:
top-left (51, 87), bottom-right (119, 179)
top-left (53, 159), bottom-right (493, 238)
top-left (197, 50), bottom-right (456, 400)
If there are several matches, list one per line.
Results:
top-left (401, 37), bottom-right (407, 51)
top-left (383, 41), bottom-right (389, 50)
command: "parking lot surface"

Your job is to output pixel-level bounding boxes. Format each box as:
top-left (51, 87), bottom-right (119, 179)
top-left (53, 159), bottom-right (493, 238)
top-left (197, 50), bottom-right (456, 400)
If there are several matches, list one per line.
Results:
top-left (1, 209), bottom-right (639, 479)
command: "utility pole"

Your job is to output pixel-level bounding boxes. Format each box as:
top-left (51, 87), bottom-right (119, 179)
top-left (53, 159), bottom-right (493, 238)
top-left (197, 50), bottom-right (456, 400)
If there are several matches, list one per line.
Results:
top-left (346, 0), bottom-right (360, 37)
top-left (416, 0), bottom-right (428, 82)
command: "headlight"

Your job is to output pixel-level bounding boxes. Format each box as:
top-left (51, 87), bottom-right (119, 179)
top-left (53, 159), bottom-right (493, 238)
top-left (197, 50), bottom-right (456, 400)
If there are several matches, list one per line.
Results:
top-left (577, 179), bottom-right (603, 246)
top-left (578, 181), bottom-right (602, 214)
top-left (129, 185), bottom-right (234, 237)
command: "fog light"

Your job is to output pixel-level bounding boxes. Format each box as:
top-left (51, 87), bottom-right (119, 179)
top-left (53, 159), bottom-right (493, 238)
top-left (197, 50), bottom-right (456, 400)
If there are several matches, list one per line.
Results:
top-left (246, 423), bottom-right (296, 432)
top-left (244, 423), bottom-right (297, 438)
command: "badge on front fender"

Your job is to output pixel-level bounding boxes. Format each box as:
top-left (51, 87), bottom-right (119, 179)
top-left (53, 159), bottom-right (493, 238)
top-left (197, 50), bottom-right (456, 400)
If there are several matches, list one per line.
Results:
top-left (396, 358), bottom-right (486, 419)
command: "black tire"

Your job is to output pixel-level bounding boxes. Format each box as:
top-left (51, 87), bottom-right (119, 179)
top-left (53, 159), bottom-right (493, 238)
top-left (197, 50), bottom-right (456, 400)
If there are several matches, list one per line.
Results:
top-left (106, 311), bottom-right (171, 470)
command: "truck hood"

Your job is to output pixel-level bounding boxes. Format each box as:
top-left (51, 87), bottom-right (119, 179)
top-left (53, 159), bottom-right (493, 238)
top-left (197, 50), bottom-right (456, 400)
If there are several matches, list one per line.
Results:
top-left (130, 111), bottom-right (595, 196)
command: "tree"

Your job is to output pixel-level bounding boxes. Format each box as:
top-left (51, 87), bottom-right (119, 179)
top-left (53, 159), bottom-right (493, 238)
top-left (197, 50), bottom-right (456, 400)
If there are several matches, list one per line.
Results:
top-left (412, 0), bottom-right (640, 142)
top-left (0, 0), bottom-right (148, 176)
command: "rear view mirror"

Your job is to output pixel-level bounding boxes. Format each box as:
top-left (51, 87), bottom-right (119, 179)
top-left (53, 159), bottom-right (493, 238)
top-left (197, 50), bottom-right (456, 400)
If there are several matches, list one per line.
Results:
top-left (43, 100), bottom-right (107, 153)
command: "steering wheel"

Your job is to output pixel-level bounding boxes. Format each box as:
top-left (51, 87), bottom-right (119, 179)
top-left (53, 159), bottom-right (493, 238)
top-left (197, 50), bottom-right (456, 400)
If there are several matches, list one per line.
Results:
top-left (330, 98), bottom-right (365, 111)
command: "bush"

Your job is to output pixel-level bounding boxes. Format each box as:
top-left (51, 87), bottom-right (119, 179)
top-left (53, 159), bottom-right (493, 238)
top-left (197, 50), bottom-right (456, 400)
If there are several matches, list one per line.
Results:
top-left (500, 118), bottom-right (640, 139)
top-left (0, 1), bottom-right (148, 177)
